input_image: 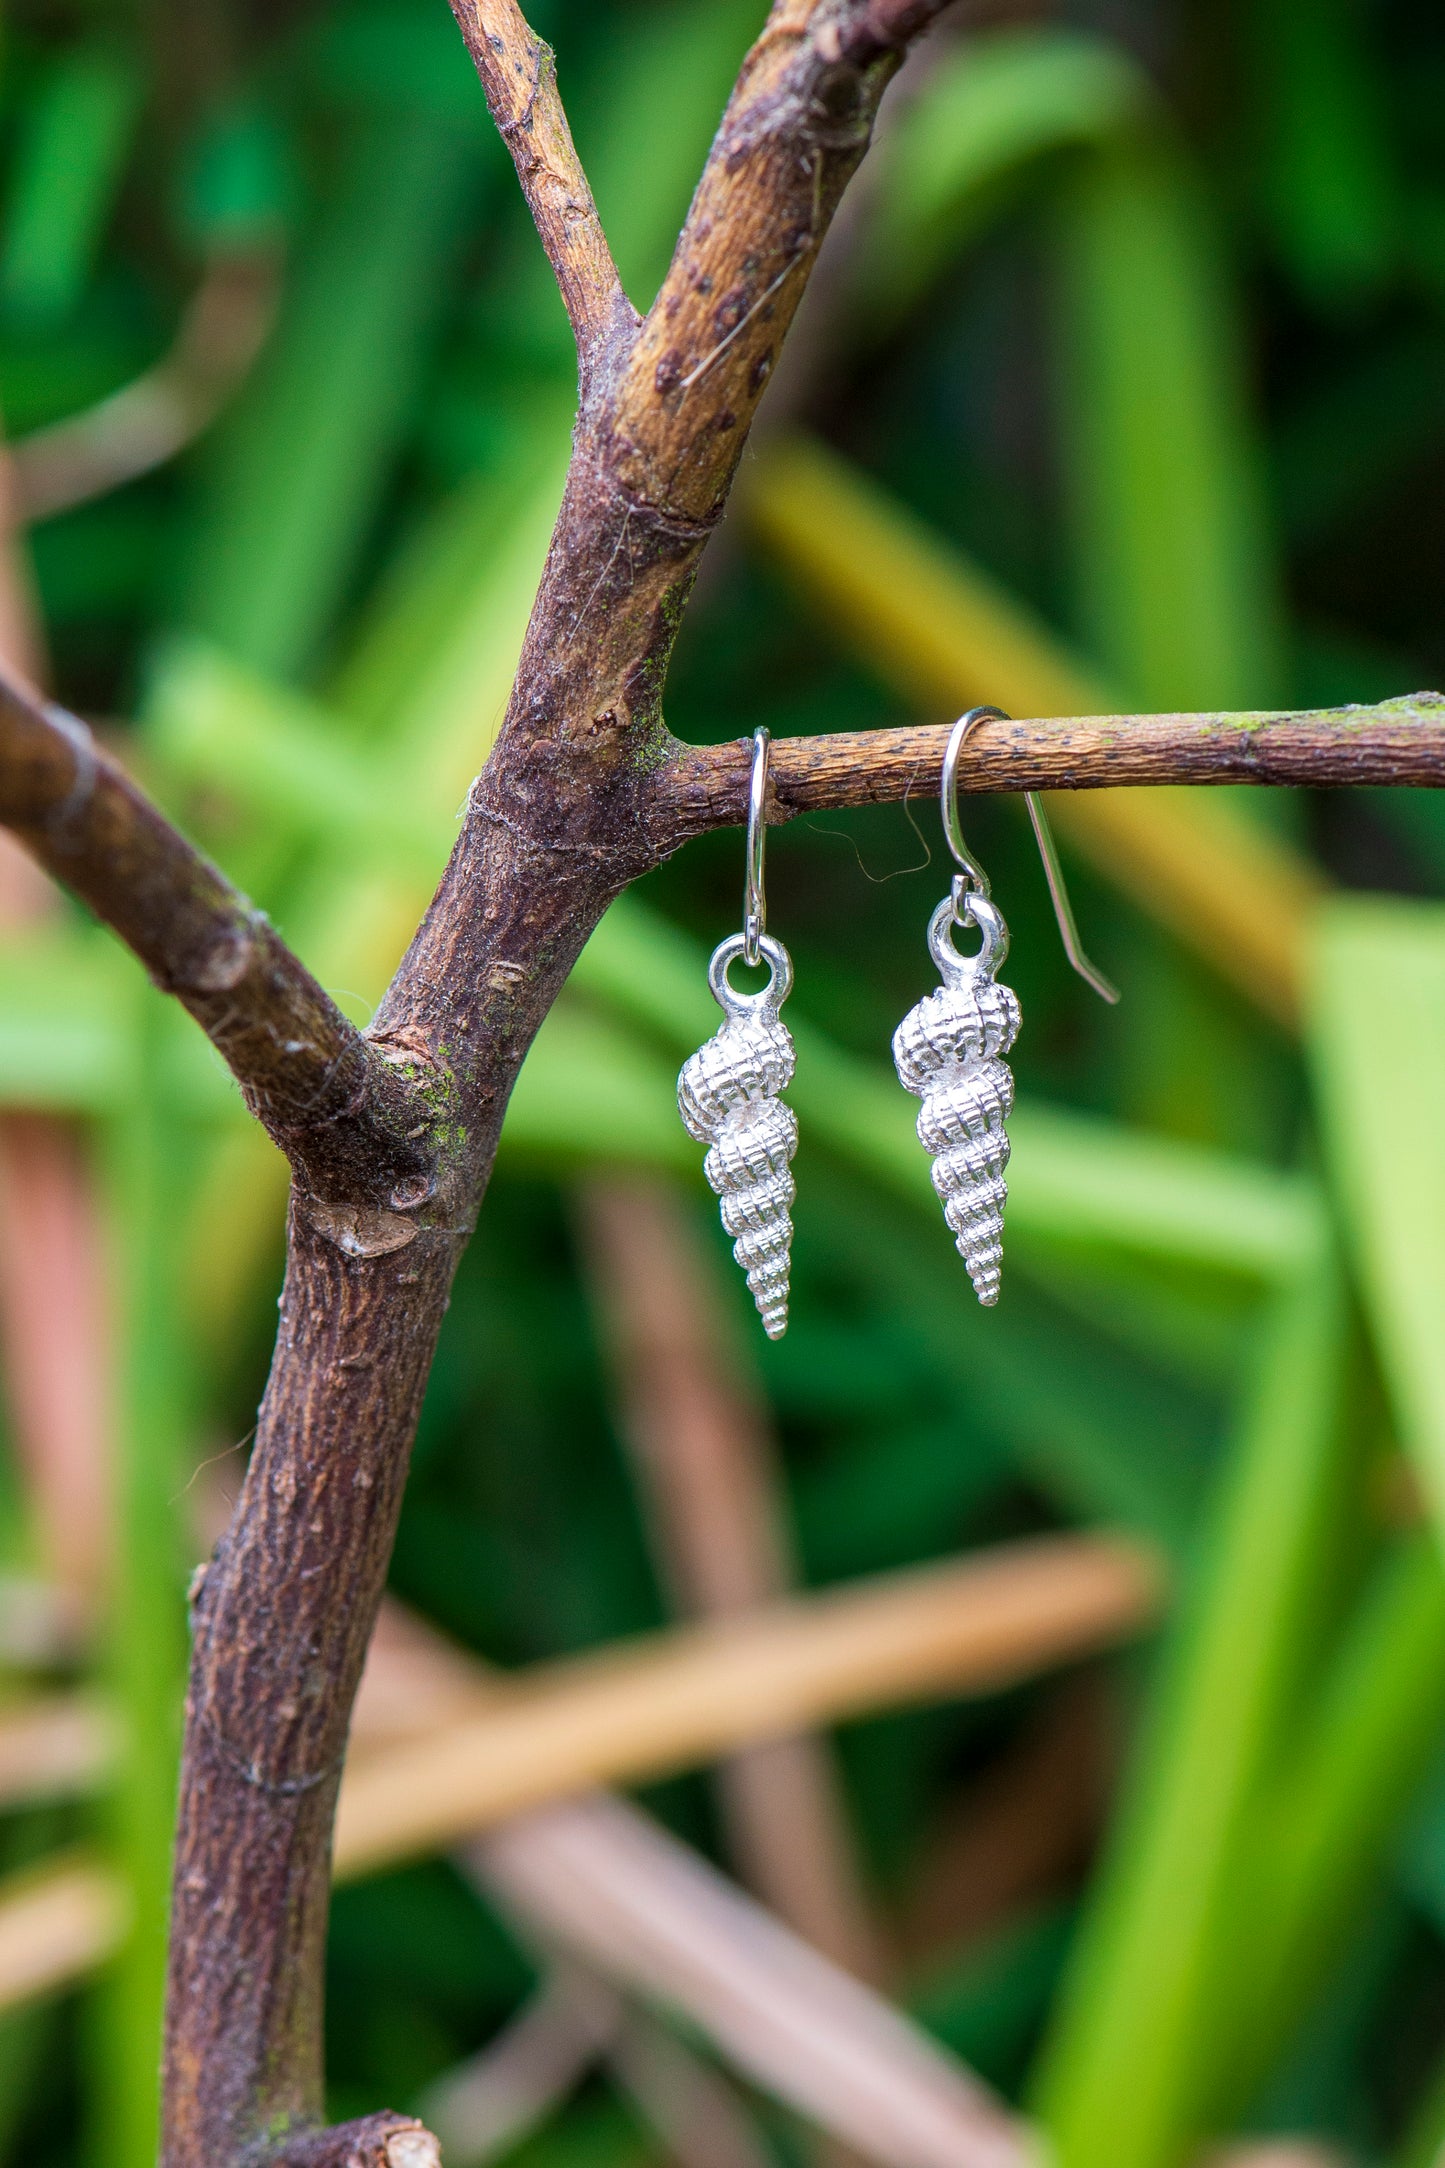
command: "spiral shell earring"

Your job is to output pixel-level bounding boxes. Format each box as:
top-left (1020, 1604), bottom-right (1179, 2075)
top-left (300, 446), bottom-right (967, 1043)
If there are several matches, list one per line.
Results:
top-left (893, 707), bottom-right (1118, 1305)
top-left (678, 729), bottom-right (797, 1339)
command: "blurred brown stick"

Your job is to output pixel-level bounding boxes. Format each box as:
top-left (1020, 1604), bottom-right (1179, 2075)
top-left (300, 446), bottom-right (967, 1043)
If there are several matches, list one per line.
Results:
top-left (429, 1966), bottom-right (777, 2168)
top-left (422, 1968), bottom-right (622, 2164)
top-left (0, 1691), bottom-right (112, 1808)
top-left (1207, 2148), bottom-right (1348, 2167)
top-left (335, 1532), bottom-right (1161, 1878)
top-left (471, 1792), bottom-right (1027, 2168)
top-left (578, 1175), bottom-right (881, 1980)
top-left (0, 440), bottom-right (112, 1603)
top-left (0, 1855), bottom-right (128, 2007)
top-left (606, 2005), bottom-right (776, 2168)
top-left (11, 249), bottom-right (279, 521)
top-left (0, 1794), bottom-right (1029, 2168)
top-left (0, 1592), bottom-right (1039, 2168)
top-left (0, 1538), bottom-right (1159, 1835)
top-left (898, 1675), bottom-right (1114, 1964)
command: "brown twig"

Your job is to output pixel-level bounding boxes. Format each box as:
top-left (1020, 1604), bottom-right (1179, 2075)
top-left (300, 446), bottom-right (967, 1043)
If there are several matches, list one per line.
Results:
top-left (445, 0), bottom-right (633, 367)
top-left (611, 0), bottom-right (955, 523)
top-left (659, 694), bottom-right (1445, 832)
top-left (472, 1793), bottom-right (1027, 2168)
top-left (333, 1533), bottom-right (1162, 1877)
top-left (156, 18), bottom-right (1003, 2146)
top-left (0, 449), bottom-right (114, 1605)
top-left (0, 0), bottom-right (1401, 2160)
top-left (11, 248), bottom-right (280, 520)
top-left (579, 1176), bottom-right (881, 1981)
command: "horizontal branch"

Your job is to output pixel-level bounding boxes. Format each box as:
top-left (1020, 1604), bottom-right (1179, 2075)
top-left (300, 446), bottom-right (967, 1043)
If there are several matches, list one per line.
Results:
top-left (659, 693), bottom-right (1445, 832)
top-left (0, 671), bottom-right (432, 1207)
top-left (334, 1531), bottom-right (1159, 1877)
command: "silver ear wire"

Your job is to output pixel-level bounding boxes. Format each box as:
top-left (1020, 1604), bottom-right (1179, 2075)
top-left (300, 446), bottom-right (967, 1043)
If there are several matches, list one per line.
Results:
top-left (888, 711), bottom-right (1020, 1303)
top-left (677, 725), bottom-right (797, 1338)
top-left (942, 706), bottom-right (1119, 1005)
top-left (1023, 790), bottom-right (1120, 1005)
top-left (743, 726), bottom-right (769, 969)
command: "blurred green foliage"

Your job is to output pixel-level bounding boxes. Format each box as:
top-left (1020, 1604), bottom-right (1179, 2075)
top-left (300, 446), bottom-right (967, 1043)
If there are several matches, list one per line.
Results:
top-left (0, 1), bottom-right (1440, 2165)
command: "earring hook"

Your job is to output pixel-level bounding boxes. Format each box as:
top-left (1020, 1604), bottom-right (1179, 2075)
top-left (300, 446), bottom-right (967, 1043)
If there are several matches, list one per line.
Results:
top-left (743, 726), bottom-right (770, 968)
top-left (941, 707), bottom-right (1119, 1006)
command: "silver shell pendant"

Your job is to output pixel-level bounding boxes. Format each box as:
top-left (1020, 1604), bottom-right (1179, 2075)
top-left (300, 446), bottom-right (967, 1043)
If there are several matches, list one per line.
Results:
top-left (893, 893), bottom-right (1020, 1305)
top-left (678, 933), bottom-right (797, 1339)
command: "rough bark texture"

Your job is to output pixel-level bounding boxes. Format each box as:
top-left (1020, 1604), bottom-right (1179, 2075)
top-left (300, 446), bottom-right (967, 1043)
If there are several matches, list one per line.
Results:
top-left (161, 7), bottom-right (957, 2159)
top-left (0, 2), bottom-right (1428, 2164)
top-left (165, 1218), bottom-right (461, 2160)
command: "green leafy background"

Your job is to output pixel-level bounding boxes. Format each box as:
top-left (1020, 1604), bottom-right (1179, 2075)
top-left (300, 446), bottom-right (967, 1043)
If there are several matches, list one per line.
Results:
top-left (0, 0), bottom-right (1441, 2164)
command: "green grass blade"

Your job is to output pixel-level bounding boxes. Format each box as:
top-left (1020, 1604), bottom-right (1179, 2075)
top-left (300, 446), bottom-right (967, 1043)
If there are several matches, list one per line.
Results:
top-left (1031, 1255), bottom-right (1347, 2168)
top-left (1207, 1538), bottom-right (1445, 2130)
top-left (91, 1004), bottom-right (194, 2168)
top-left (180, 107), bottom-right (479, 676)
top-left (330, 414), bottom-right (570, 775)
top-left (1394, 2046), bottom-right (1445, 2168)
top-left (1244, 0), bottom-right (1398, 305)
top-left (0, 929), bottom-right (135, 1112)
top-left (0, 45), bottom-right (141, 330)
top-left (801, 1181), bottom-right (1215, 1550)
top-left (1308, 897), bottom-right (1445, 1546)
top-left (505, 1005), bottom-right (692, 1174)
top-left (1051, 142), bottom-right (1283, 708)
top-left (858, 28), bottom-right (1153, 322)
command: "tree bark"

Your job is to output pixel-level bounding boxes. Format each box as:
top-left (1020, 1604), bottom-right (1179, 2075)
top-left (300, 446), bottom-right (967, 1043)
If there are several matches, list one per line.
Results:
top-left (0, 2), bottom-right (1429, 2162)
top-left (163, 5), bottom-right (964, 2154)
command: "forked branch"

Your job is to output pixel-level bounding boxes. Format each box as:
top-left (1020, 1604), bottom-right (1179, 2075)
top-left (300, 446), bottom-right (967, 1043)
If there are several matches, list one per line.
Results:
top-left (0, 2), bottom-right (1415, 2165)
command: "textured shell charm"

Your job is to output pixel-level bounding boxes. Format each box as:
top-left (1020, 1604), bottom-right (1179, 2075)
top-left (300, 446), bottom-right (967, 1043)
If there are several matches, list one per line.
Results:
top-left (678, 934), bottom-right (797, 1338)
top-left (893, 894), bottom-right (1021, 1305)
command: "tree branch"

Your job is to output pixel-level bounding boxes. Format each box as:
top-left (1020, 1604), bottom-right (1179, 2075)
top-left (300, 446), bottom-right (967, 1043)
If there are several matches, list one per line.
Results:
top-left (135, 0), bottom-right (1445, 2159)
top-left (0, 671), bottom-right (432, 1209)
top-left (613, 0), bottom-right (954, 526)
top-left (657, 693), bottom-right (1445, 833)
top-left (447, 0), bottom-right (634, 367)
top-left (832, 0), bottom-right (961, 63)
